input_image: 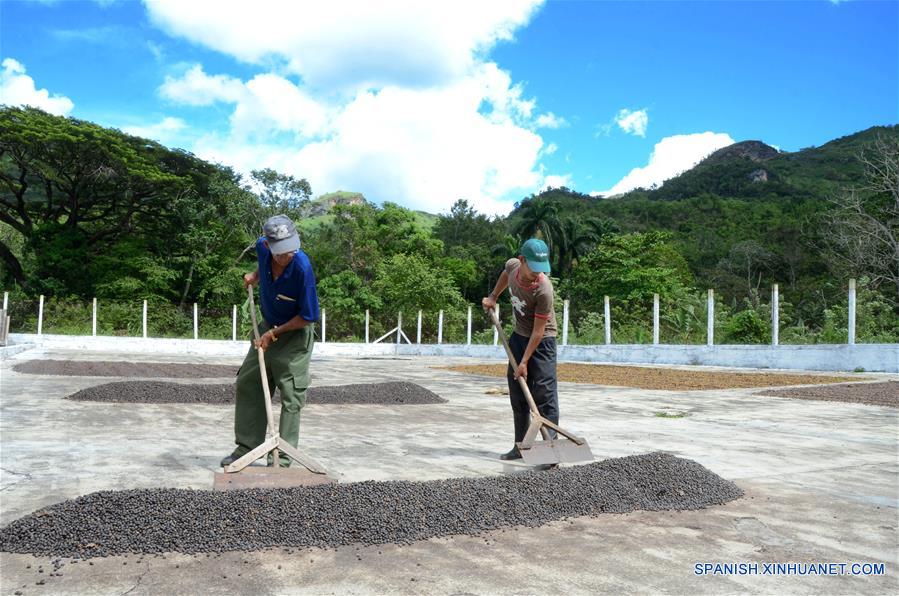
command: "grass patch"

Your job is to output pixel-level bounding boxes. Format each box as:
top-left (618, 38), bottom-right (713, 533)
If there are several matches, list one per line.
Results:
top-left (654, 411), bottom-right (688, 419)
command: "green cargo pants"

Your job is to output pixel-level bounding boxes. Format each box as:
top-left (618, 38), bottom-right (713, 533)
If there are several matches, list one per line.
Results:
top-left (231, 322), bottom-right (314, 467)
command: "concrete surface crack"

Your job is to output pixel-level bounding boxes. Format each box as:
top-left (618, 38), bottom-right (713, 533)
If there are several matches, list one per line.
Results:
top-left (0, 467), bottom-right (33, 491)
top-left (120, 562), bottom-right (150, 596)
top-left (742, 459), bottom-right (897, 480)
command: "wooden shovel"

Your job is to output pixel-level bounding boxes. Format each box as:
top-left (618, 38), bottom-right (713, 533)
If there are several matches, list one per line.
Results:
top-left (488, 307), bottom-right (594, 465)
top-left (221, 286), bottom-right (333, 479)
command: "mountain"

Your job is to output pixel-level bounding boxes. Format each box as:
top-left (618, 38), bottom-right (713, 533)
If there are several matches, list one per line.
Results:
top-left (642, 125), bottom-right (898, 202)
top-left (300, 191), bottom-right (368, 218)
top-left (704, 140), bottom-right (780, 164)
top-left (296, 190), bottom-right (439, 231)
top-left (505, 124), bottom-right (898, 310)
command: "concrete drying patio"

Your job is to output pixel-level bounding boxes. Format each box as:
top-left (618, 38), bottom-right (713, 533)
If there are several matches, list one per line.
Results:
top-left (1, 347), bottom-right (897, 595)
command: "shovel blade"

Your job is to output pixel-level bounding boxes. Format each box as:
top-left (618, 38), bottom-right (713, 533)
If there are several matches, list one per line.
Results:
top-left (517, 438), bottom-right (594, 465)
top-left (213, 467), bottom-right (336, 491)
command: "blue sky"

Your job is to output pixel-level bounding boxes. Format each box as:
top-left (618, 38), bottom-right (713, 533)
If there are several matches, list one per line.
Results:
top-left (1, 0), bottom-right (896, 214)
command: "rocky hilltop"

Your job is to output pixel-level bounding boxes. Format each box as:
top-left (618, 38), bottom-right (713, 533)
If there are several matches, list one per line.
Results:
top-left (300, 191), bottom-right (368, 217)
top-left (703, 140), bottom-right (780, 164)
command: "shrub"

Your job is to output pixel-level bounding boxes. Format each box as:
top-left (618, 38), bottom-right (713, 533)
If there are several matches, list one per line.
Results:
top-left (724, 309), bottom-right (770, 344)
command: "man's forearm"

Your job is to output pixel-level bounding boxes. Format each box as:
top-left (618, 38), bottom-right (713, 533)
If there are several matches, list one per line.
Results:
top-left (270, 315), bottom-right (309, 338)
top-left (521, 318), bottom-right (548, 364)
top-left (489, 271), bottom-right (509, 300)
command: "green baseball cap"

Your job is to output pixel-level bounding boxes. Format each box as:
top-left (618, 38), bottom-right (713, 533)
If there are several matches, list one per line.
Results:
top-left (521, 238), bottom-right (551, 273)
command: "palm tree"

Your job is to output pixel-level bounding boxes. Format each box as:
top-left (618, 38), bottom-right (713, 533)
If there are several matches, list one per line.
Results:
top-left (556, 216), bottom-right (620, 276)
top-left (512, 198), bottom-right (563, 255)
top-left (491, 233), bottom-right (524, 259)
top-left (585, 217), bottom-right (619, 242)
top-left (556, 218), bottom-right (583, 276)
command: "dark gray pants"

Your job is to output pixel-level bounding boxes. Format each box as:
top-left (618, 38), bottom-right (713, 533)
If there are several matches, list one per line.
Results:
top-left (507, 332), bottom-right (559, 443)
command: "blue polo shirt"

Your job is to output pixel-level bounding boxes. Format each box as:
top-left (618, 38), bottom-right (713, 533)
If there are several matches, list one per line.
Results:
top-left (256, 237), bottom-right (319, 326)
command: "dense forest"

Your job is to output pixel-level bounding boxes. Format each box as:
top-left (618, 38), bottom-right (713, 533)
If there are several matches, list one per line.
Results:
top-left (1, 106), bottom-right (897, 343)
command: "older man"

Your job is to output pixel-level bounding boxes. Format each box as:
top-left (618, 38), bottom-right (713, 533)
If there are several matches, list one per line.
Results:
top-left (220, 214), bottom-right (319, 468)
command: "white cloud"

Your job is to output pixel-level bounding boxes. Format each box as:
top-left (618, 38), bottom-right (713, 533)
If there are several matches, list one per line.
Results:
top-left (543, 142), bottom-right (558, 155)
top-left (235, 74), bottom-right (330, 138)
top-left (542, 174), bottom-right (572, 190)
top-left (615, 108), bottom-right (649, 137)
top-left (599, 132), bottom-right (735, 196)
top-left (162, 65), bottom-right (332, 139)
top-left (594, 122), bottom-right (613, 138)
top-left (187, 63), bottom-right (550, 216)
top-left (150, 2), bottom-right (566, 216)
top-left (50, 26), bottom-right (123, 44)
top-left (160, 64), bottom-right (245, 106)
top-left (0, 58), bottom-right (74, 115)
top-left (535, 112), bottom-right (566, 129)
top-left (145, 0), bottom-right (544, 90)
top-left (122, 116), bottom-right (186, 144)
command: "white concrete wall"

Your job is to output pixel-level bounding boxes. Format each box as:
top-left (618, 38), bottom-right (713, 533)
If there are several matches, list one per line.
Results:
top-left (8, 333), bottom-right (898, 372)
top-left (0, 342), bottom-right (35, 360)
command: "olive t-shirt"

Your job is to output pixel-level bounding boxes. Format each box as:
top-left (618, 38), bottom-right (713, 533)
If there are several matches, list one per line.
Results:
top-left (504, 258), bottom-right (557, 338)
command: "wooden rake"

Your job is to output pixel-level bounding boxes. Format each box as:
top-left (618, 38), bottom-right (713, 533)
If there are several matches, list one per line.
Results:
top-left (488, 307), bottom-right (594, 465)
top-left (218, 285), bottom-right (334, 486)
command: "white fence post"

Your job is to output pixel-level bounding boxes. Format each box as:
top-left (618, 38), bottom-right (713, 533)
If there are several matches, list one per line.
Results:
top-left (438, 310), bottom-right (444, 344)
top-left (232, 305), bottom-right (237, 341)
top-left (2, 291), bottom-right (7, 311)
top-left (653, 293), bottom-right (659, 346)
top-left (396, 311), bottom-right (402, 344)
top-left (142, 299), bottom-right (148, 339)
top-left (416, 310), bottom-right (422, 344)
top-left (365, 309), bottom-right (370, 344)
top-left (562, 299), bottom-right (569, 346)
top-left (37, 294), bottom-right (44, 335)
top-left (193, 303), bottom-right (198, 340)
top-left (604, 296), bottom-right (611, 345)
top-left (466, 306), bottom-right (472, 345)
top-left (707, 289), bottom-right (714, 347)
top-left (848, 278), bottom-right (856, 345)
top-left (322, 308), bottom-right (327, 343)
top-left (771, 284), bottom-right (779, 346)
top-left (493, 304), bottom-right (499, 346)
top-left (91, 297), bottom-right (98, 337)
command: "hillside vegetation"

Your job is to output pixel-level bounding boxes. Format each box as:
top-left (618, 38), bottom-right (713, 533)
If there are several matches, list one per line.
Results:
top-left (1, 106), bottom-right (896, 343)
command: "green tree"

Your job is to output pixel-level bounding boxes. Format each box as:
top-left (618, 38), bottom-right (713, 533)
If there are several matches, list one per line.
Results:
top-left (312, 202), bottom-right (382, 279)
top-left (0, 106), bottom-right (195, 289)
top-left (491, 233), bottom-right (523, 260)
top-left (561, 232), bottom-right (694, 311)
top-left (172, 168), bottom-right (259, 308)
top-left (250, 167), bottom-right (312, 223)
top-left (434, 199), bottom-right (505, 251)
top-left (555, 216), bottom-right (618, 276)
top-left (372, 253), bottom-right (465, 314)
top-left (512, 197), bottom-right (563, 254)
top-left (821, 136), bottom-right (899, 302)
top-left (318, 270), bottom-right (383, 339)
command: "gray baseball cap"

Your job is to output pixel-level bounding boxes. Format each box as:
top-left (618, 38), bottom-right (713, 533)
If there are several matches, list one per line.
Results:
top-left (262, 214), bottom-right (301, 255)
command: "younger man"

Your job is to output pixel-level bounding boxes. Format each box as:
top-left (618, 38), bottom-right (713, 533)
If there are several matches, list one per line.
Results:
top-left (482, 238), bottom-right (559, 460)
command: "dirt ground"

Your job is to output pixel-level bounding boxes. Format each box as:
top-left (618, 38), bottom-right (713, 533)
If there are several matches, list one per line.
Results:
top-left (441, 363), bottom-right (860, 390)
top-left (758, 381), bottom-right (898, 408)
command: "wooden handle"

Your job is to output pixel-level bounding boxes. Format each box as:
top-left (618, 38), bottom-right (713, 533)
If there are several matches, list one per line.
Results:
top-left (488, 308), bottom-right (550, 439)
top-left (247, 285), bottom-right (279, 466)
